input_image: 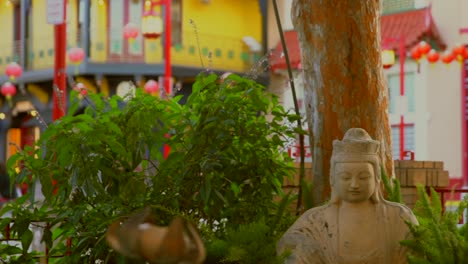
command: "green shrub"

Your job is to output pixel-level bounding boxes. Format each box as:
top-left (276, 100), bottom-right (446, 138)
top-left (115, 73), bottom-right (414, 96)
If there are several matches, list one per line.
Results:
top-left (401, 186), bottom-right (468, 263)
top-left (0, 73), bottom-right (298, 263)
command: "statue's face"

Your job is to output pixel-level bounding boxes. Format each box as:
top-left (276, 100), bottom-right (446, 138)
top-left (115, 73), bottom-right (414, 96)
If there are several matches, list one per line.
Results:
top-left (334, 162), bottom-right (375, 203)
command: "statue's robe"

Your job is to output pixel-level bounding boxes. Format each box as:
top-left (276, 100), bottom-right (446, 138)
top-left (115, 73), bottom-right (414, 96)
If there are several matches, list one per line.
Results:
top-left (277, 201), bottom-right (418, 264)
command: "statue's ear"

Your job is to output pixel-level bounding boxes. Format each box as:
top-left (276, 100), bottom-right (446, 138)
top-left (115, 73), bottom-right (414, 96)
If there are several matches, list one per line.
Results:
top-left (105, 220), bottom-right (141, 259)
top-left (105, 207), bottom-right (154, 260)
top-left (106, 221), bottom-right (123, 253)
top-left (183, 220), bottom-right (206, 264)
top-left (156, 217), bottom-right (187, 260)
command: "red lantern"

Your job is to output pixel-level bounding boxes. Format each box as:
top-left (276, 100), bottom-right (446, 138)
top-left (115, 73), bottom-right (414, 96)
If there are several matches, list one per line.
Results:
top-left (5, 62), bottom-right (23, 81)
top-left (463, 48), bottom-right (468, 61)
top-left (144, 79), bottom-right (159, 94)
top-left (123, 23), bottom-right (139, 41)
top-left (1, 82), bottom-right (17, 105)
top-left (410, 46), bottom-right (422, 61)
top-left (142, 10), bottom-right (163, 39)
top-left (68, 47), bottom-right (85, 74)
top-left (417, 41), bottom-right (431, 56)
top-left (441, 50), bottom-right (455, 64)
top-left (426, 49), bottom-right (440, 64)
top-left (68, 47), bottom-right (85, 65)
top-left (452, 44), bottom-right (467, 62)
top-left (452, 44), bottom-right (466, 56)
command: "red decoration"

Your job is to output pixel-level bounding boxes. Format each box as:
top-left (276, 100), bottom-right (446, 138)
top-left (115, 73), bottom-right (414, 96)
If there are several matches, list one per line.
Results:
top-left (1, 82), bottom-right (17, 106)
top-left (142, 10), bottom-right (163, 39)
top-left (144, 79), bottom-right (159, 94)
top-left (417, 41), bottom-right (431, 55)
top-left (68, 47), bottom-right (85, 74)
top-left (5, 62), bottom-right (23, 81)
top-left (462, 48), bottom-right (468, 61)
top-left (67, 47), bottom-right (85, 64)
top-left (426, 49), bottom-right (440, 64)
top-left (410, 46), bottom-right (422, 61)
top-left (452, 44), bottom-right (466, 56)
top-left (452, 44), bottom-right (467, 62)
top-left (441, 50), bottom-right (455, 64)
top-left (123, 23), bottom-right (139, 41)
top-left (73, 82), bottom-right (88, 96)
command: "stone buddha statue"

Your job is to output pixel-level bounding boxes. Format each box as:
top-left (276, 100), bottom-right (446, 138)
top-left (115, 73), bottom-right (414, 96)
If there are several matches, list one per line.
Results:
top-left (277, 128), bottom-right (418, 264)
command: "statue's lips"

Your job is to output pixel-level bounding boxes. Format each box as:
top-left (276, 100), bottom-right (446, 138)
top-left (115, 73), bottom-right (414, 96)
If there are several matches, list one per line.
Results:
top-left (349, 190), bottom-right (361, 194)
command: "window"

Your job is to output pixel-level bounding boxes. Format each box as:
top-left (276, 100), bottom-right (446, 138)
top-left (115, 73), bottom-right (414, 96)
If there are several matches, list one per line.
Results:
top-left (128, 0), bottom-right (143, 55)
top-left (107, 0), bottom-right (181, 57)
top-left (382, 0), bottom-right (415, 14)
top-left (391, 124), bottom-right (415, 160)
top-left (171, 0), bottom-right (182, 46)
top-left (78, 0), bottom-right (85, 38)
top-left (109, 0), bottom-right (124, 55)
top-left (387, 72), bottom-right (415, 114)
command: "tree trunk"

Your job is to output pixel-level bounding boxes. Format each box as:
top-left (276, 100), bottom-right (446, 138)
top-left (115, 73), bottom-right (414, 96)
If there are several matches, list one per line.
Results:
top-left (291, 0), bottom-right (393, 206)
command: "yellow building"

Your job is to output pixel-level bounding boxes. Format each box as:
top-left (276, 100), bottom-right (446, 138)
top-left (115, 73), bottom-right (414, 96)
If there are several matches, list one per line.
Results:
top-left (0, 0), bottom-right (266, 164)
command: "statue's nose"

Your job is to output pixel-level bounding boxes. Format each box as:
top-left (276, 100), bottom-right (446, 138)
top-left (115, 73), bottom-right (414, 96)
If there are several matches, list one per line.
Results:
top-left (350, 177), bottom-right (359, 188)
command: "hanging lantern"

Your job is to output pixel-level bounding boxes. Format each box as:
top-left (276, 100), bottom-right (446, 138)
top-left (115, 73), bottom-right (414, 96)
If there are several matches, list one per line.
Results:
top-left (426, 49), bottom-right (440, 64)
top-left (457, 46), bottom-right (468, 62)
top-left (441, 50), bottom-right (455, 64)
top-left (141, 9), bottom-right (163, 39)
top-left (144, 79), bottom-right (159, 95)
top-left (417, 41), bottom-right (431, 56)
top-left (67, 47), bottom-right (85, 74)
top-left (123, 22), bottom-right (140, 43)
top-left (463, 48), bottom-right (468, 61)
top-left (1, 82), bottom-right (17, 106)
top-left (452, 44), bottom-right (467, 62)
top-left (410, 46), bottom-right (422, 61)
top-left (452, 44), bottom-right (466, 56)
top-left (381, 49), bottom-right (395, 69)
top-left (5, 62), bottom-right (23, 81)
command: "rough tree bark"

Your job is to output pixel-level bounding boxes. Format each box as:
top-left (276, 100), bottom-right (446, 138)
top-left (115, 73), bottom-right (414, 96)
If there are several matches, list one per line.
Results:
top-left (291, 0), bottom-right (393, 206)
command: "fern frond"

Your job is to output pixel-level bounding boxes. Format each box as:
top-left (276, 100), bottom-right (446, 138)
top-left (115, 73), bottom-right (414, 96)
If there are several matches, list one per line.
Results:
top-left (271, 192), bottom-right (294, 231)
top-left (381, 166), bottom-right (403, 203)
top-left (415, 186), bottom-right (435, 219)
top-left (429, 188), bottom-right (442, 221)
top-left (407, 254), bottom-right (432, 264)
top-left (392, 177), bottom-right (403, 203)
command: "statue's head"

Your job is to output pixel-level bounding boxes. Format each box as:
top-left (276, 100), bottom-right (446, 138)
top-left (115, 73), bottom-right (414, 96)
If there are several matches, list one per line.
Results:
top-left (329, 128), bottom-right (383, 204)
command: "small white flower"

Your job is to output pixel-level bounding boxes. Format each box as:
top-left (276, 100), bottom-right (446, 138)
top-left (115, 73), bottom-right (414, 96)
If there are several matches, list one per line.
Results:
top-left (81, 248), bottom-right (92, 257)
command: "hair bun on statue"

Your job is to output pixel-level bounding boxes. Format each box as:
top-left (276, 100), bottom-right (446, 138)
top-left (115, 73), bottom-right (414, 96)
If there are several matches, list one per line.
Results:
top-left (332, 128), bottom-right (380, 155)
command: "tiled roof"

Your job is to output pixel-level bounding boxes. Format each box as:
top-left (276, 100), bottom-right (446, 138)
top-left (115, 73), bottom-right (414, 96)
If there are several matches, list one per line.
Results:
top-left (270, 7), bottom-right (446, 71)
top-left (269, 30), bottom-right (301, 72)
top-left (381, 7), bottom-right (446, 51)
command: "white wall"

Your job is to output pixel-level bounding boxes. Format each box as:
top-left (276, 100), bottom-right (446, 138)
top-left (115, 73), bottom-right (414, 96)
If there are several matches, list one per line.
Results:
top-left (426, 0), bottom-right (464, 178)
top-left (267, 0), bottom-right (293, 49)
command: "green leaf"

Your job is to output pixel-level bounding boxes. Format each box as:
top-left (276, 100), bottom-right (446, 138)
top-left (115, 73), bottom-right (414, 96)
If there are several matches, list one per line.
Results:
top-left (42, 226), bottom-right (53, 249)
top-left (230, 182), bottom-right (240, 196)
top-left (21, 229), bottom-right (33, 254)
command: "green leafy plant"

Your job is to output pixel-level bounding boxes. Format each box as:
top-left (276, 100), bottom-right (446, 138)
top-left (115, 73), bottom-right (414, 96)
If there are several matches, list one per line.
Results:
top-left (204, 193), bottom-right (296, 264)
top-left (401, 186), bottom-right (468, 263)
top-left (381, 166), bottom-right (403, 203)
top-left (205, 219), bottom-right (291, 264)
top-left (1, 72), bottom-right (298, 263)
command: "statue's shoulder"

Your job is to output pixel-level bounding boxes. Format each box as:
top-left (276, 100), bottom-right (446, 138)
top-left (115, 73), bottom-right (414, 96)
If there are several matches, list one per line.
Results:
top-left (297, 204), bottom-right (330, 222)
top-left (381, 200), bottom-right (418, 225)
top-left (278, 204), bottom-right (334, 257)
